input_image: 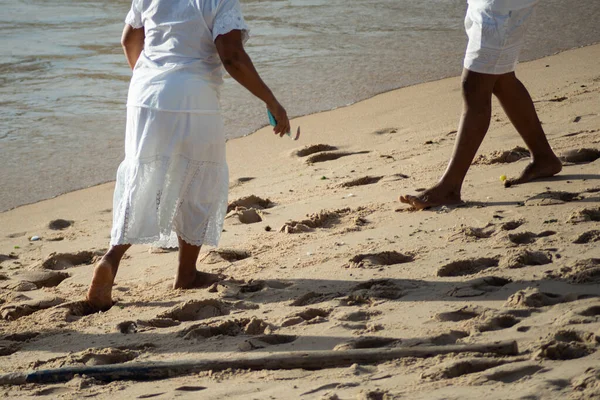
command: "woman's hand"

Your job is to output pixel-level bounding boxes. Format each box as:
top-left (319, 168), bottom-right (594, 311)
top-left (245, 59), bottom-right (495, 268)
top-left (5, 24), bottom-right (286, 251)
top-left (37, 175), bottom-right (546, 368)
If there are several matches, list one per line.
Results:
top-left (267, 101), bottom-right (290, 137)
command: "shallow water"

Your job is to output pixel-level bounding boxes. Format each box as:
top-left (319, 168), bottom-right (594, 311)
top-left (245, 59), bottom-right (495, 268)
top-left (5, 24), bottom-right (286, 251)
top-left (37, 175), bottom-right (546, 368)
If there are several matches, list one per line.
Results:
top-left (1, 0), bottom-right (599, 211)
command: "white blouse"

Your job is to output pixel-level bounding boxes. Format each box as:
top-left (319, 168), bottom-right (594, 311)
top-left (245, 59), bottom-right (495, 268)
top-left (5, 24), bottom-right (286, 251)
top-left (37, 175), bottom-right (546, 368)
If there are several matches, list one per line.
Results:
top-left (124, 0), bottom-right (250, 112)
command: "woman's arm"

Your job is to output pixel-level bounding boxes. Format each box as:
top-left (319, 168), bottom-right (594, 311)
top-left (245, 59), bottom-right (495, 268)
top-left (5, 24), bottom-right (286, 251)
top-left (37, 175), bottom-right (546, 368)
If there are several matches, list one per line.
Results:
top-left (121, 25), bottom-right (145, 70)
top-left (215, 30), bottom-right (290, 136)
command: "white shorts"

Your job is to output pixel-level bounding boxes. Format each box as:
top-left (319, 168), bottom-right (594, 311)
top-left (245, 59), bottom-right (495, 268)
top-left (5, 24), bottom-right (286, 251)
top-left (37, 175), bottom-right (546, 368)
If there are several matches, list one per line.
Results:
top-left (463, 4), bottom-right (536, 75)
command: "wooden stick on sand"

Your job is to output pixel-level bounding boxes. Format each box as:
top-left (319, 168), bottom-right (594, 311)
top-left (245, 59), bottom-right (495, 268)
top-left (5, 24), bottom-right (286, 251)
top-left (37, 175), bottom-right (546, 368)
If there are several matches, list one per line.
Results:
top-left (0, 340), bottom-right (518, 385)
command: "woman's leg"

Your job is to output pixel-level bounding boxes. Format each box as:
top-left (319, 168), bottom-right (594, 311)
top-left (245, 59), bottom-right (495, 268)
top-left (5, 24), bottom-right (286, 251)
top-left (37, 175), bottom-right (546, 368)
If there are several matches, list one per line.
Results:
top-left (492, 73), bottom-right (562, 185)
top-left (87, 244), bottom-right (131, 310)
top-left (173, 236), bottom-right (224, 289)
top-left (400, 69), bottom-right (499, 209)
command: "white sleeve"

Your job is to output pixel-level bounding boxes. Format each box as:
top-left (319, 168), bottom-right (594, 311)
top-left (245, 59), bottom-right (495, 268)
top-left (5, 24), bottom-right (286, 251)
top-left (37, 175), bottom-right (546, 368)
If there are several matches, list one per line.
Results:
top-left (124, 0), bottom-right (143, 29)
top-left (211, 0), bottom-right (250, 43)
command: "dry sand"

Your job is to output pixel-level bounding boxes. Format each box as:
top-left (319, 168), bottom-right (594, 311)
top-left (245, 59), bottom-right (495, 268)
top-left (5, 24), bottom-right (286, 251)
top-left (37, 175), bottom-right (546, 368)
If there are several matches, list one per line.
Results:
top-left (1, 44), bottom-right (599, 399)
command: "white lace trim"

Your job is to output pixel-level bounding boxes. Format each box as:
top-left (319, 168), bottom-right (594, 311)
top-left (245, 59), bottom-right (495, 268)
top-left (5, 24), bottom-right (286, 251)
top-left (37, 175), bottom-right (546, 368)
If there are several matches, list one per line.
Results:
top-left (110, 155), bottom-right (228, 248)
top-left (213, 7), bottom-right (250, 43)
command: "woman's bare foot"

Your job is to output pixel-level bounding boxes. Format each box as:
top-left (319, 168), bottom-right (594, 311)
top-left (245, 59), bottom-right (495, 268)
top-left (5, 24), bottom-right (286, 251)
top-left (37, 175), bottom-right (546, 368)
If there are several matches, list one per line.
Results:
top-left (399, 186), bottom-right (462, 210)
top-left (173, 271), bottom-right (226, 290)
top-left (505, 156), bottom-right (562, 187)
top-left (86, 259), bottom-right (116, 311)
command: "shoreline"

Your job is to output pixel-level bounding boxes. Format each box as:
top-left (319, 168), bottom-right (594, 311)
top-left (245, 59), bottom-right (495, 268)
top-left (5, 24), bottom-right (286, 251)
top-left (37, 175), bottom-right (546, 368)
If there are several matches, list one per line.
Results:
top-left (3, 42), bottom-right (599, 214)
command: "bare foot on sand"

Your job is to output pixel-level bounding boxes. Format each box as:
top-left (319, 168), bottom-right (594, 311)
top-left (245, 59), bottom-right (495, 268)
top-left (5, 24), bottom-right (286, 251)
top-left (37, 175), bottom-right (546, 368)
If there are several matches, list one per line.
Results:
top-left (399, 186), bottom-right (462, 210)
top-left (86, 259), bottom-right (116, 311)
top-left (173, 271), bottom-right (226, 290)
top-left (505, 157), bottom-right (562, 187)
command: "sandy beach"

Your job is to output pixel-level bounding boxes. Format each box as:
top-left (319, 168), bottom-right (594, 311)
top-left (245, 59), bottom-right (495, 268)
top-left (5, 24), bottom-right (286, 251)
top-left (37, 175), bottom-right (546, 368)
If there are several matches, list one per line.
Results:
top-left (1, 44), bottom-right (599, 399)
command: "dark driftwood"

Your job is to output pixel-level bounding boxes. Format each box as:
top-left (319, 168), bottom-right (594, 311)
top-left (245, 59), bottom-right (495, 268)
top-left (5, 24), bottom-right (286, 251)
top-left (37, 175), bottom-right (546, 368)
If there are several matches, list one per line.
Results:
top-left (0, 341), bottom-right (517, 385)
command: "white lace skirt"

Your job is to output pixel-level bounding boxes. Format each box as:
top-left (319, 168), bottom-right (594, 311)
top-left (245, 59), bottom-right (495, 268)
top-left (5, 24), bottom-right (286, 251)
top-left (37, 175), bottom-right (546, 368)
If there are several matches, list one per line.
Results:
top-left (110, 106), bottom-right (228, 248)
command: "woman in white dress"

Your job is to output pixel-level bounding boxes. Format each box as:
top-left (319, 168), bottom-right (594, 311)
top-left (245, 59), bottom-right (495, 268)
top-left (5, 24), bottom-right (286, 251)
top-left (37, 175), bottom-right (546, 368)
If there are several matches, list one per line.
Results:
top-left (87, 0), bottom-right (290, 310)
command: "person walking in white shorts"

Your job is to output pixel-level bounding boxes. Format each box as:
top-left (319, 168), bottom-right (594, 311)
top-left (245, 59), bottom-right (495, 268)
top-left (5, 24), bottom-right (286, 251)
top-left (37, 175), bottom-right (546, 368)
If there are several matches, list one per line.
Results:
top-left (400, 0), bottom-right (562, 210)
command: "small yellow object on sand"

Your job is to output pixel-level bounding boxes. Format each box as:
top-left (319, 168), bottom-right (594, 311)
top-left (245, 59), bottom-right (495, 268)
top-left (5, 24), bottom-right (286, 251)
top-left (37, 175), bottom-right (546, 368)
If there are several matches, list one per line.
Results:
top-left (500, 174), bottom-right (507, 182)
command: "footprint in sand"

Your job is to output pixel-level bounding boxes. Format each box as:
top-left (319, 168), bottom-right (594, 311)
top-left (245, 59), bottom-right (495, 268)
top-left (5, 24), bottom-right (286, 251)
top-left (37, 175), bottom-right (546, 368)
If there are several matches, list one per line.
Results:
top-left (238, 334), bottom-right (298, 351)
top-left (500, 219), bottom-right (526, 231)
top-left (571, 367), bottom-right (600, 396)
top-left (229, 279), bottom-right (292, 294)
top-left (336, 310), bottom-right (382, 323)
top-left (473, 146), bottom-right (530, 165)
top-left (281, 308), bottom-right (331, 327)
top-left (305, 150), bottom-right (370, 164)
top-left (294, 144), bottom-right (338, 157)
top-left (157, 299), bottom-right (230, 322)
top-left (31, 347), bottom-right (140, 369)
top-left (437, 257), bottom-right (500, 277)
top-left (500, 250), bottom-right (553, 269)
top-left (48, 219), bottom-right (73, 230)
top-left (503, 287), bottom-right (592, 309)
top-left (573, 230), bottom-right (600, 244)
top-left (0, 253), bottom-right (18, 264)
top-left (435, 306), bottom-right (485, 322)
top-left (11, 270), bottom-right (70, 289)
top-left (551, 299), bottom-right (600, 326)
top-left (201, 248), bottom-right (251, 264)
top-left (560, 148), bottom-right (600, 164)
top-left (545, 258), bottom-right (600, 284)
top-left (2, 331), bottom-right (40, 342)
top-left (426, 330), bottom-right (470, 346)
top-left (279, 208), bottom-right (353, 233)
top-left (422, 358), bottom-right (510, 381)
top-left (227, 195), bottom-right (273, 213)
top-left (345, 279), bottom-right (406, 302)
top-left (135, 318), bottom-right (181, 329)
top-left (578, 304), bottom-right (600, 317)
top-left (465, 311), bottom-right (520, 333)
top-left (447, 276), bottom-right (512, 298)
top-left (346, 251), bottom-right (414, 269)
top-left (290, 292), bottom-right (337, 307)
top-left (0, 297), bottom-right (66, 321)
top-left (229, 176), bottom-right (255, 189)
top-left (333, 336), bottom-right (400, 351)
top-left (6, 232), bottom-right (27, 239)
top-left (507, 230), bottom-right (556, 245)
top-left (472, 362), bottom-right (547, 385)
top-left (32, 387), bottom-right (74, 396)
top-left (568, 207), bottom-right (600, 224)
top-left (0, 341), bottom-right (21, 356)
top-left (553, 329), bottom-right (599, 345)
top-left (34, 251), bottom-right (99, 271)
top-left (448, 225), bottom-right (496, 242)
top-left (208, 278), bottom-right (293, 299)
top-left (373, 128), bottom-right (399, 135)
top-left (383, 173), bottom-right (410, 182)
top-left (339, 176), bottom-right (383, 188)
top-left (525, 191), bottom-right (581, 206)
top-left (178, 316), bottom-right (273, 340)
top-left (174, 386), bottom-right (207, 392)
top-left (533, 341), bottom-right (595, 361)
top-left (55, 300), bottom-right (107, 321)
